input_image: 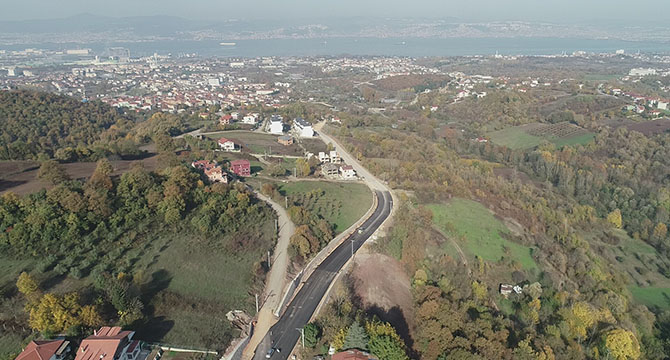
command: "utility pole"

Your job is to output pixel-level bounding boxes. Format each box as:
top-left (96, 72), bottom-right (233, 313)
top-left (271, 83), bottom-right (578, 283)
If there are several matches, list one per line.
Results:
top-left (285, 196), bottom-right (288, 208)
top-left (294, 167), bottom-right (297, 178)
top-left (255, 294), bottom-right (259, 313)
top-left (296, 328), bottom-right (305, 348)
top-left (268, 250), bottom-right (271, 267)
top-left (351, 239), bottom-right (355, 257)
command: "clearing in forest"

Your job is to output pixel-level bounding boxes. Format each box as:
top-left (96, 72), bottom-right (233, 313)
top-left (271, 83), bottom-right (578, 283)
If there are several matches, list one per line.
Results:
top-left (427, 198), bottom-right (537, 271)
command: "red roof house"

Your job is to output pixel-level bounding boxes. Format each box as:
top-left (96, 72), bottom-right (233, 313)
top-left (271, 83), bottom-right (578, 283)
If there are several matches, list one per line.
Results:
top-left (230, 159), bottom-right (251, 176)
top-left (75, 327), bottom-right (141, 360)
top-left (15, 340), bottom-right (70, 360)
top-left (332, 349), bottom-right (375, 360)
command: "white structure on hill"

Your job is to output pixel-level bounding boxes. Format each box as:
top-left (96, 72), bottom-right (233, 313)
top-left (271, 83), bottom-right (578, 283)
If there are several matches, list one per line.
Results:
top-left (293, 117), bottom-right (314, 137)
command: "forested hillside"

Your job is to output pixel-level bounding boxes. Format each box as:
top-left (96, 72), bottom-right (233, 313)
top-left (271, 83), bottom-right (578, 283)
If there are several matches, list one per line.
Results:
top-left (326, 105), bottom-right (670, 359)
top-left (0, 90), bottom-right (135, 160)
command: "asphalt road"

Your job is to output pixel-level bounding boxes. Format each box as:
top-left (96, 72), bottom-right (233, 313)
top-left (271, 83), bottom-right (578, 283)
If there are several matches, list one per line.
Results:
top-left (253, 190), bottom-right (393, 360)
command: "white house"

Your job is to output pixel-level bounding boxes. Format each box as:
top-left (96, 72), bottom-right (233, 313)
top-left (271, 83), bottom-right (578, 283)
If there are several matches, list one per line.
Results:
top-left (658, 101), bottom-right (669, 111)
top-left (318, 152), bottom-right (330, 163)
top-left (340, 165), bottom-right (356, 180)
top-left (75, 327), bottom-right (141, 360)
top-left (269, 115), bottom-right (284, 134)
top-left (293, 117), bottom-right (314, 137)
top-left (242, 114), bottom-right (258, 125)
top-left (218, 137), bottom-right (236, 151)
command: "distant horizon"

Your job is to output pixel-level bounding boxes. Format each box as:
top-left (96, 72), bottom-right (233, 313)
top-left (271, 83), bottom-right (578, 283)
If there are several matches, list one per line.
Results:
top-left (0, 12), bottom-right (667, 27)
top-left (2, 0), bottom-right (670, 26)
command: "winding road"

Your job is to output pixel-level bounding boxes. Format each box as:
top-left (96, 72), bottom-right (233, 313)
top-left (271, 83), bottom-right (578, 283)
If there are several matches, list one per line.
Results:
top-left (251, 122), bottom-right (394, 359)
top-left (253, 190), bottom-right (393, 360)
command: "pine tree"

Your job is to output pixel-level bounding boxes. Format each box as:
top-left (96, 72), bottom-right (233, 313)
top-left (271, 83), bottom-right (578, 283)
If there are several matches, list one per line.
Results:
top-left (343, 322), bottom-right (369, 351)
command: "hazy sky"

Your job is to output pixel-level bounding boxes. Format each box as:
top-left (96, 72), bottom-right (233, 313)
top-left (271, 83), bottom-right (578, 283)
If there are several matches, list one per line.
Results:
top-left (1, 0), bottom-right (667, 23)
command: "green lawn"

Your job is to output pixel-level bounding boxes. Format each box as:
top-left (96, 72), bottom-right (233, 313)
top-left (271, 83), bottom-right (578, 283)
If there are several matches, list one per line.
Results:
top-left (487, 127), bottom-right (543, 149)
top-left (487, 124), bottom-right (595, 150)
top-left (132, 218), bottom-right (275, 349)
top-left (277, 181), bottom-right (373, 233)
top-left (551, 133), bottom-right (596, 148)
top-left (629, 286), bottom-right (670, 310)
top-left (427, 198), bottom-right (537, 270)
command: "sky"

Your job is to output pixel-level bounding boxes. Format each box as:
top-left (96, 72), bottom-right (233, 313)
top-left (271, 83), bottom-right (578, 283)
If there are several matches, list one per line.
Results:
top-left (0, 0), bottom-right (667, 24)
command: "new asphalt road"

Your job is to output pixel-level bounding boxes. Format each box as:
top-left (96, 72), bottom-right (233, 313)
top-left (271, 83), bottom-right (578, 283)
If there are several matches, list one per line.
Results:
top-left (253, 190), bottom-right (393, 360)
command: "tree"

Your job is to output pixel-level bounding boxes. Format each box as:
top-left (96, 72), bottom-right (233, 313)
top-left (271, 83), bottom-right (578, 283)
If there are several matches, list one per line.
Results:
top-left (88, 158), bottom-right (114, 190)
top-left (153, 133), bottom-right (175, 153)
top-left (37, 160), bottom-right (70, 185)
top-left (304, 322), bottom-right (321, 348)
top-left (365, 320), bottom-right (409, 360)
top-left (602, 329), bottom-right (640, 360)
top-left (16, 272), bottom-right (41, 304)
top-left (29, 293), bottom-right (82, 334)
top-left (79, 305), bottom-right (103, 328)
top-left (344, 322), bottom-right (369, 351)
top-left (607, 209), bottom-right (623, 229)
top-left (296, 158), bottom-right (311, 177)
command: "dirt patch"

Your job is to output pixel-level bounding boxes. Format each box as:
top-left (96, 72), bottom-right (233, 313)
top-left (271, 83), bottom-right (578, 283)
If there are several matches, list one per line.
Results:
top-left (351, 252), bottom-right (415, 348)
top-left (1, 156), bottom-right (158, 196)
top-left (626, 119), bottom-right (670, 136)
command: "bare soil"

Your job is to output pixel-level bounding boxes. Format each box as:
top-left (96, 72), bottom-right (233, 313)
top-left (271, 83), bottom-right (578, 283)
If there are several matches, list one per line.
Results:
top-left (0, 156), bottom-right (158, 195)
top-left (626, 119), bottom-right (670, 136)
top-left (351, 252), bottom-right (415, 349)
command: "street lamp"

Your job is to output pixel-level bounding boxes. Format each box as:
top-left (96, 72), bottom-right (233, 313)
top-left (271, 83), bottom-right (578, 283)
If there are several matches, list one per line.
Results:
top-left (296, 328), bottom-right (305, 348)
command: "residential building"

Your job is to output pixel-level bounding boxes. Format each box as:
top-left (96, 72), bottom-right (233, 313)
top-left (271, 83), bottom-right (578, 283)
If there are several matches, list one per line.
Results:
top-left (293, 117), bottom-right (314, 137)
top-left (332, 349), bottom-right (375, 360)
top-left (321, 163), bottom-right (339, 177)
top-left (16, 340), bottom-right (70, 360)
top-left (659, 101), bottom-right (669, 111)
top-left (192, 160), bottom-right (227, 183)
top-left (318, 151), bottom-right (330, 163)
top-left (269, 115), bottom-right (284, 134)
top-left (75, 326), bottom-right (141, 360)
top-left (278, 135), bottom-right (293, 146)
top-left (340, 165), bottom-right (356, 180)
top-left (329, 150), bottom-right (341, 164)
top-left (219, 114), bottom-right (233, 125)
top-left (218, 137), bottom-right (236, 151)
top-left (241, 114), bottom-right (258, 125)
top-left (499, 284), bottom-right (514, 296)
top-left (231, 159), bottom-right (251, 177)
top-left (204, 166), bottom-right (228, 183)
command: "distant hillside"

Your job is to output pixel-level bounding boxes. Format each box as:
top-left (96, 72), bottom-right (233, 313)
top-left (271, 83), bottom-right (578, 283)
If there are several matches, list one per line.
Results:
top-left (0, 90), bottom-right (133, 160)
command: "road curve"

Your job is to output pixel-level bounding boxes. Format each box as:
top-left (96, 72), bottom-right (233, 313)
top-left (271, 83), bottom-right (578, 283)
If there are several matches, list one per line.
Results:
top-left (253, 190), bottom-right (393, 360)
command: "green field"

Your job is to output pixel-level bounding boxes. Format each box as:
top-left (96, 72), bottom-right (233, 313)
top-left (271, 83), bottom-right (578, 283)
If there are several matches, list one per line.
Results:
top-left (130, 218), bottom-right (275, 348)
top-left (487, 127), bottom-right (544, 150)
top-left (629, 286), bottom-right (670, 310)
top-left (551, 133), bottom-right (596, 148)
top-left (487, 123), bottom-right (595, 150)
top-left (428, 198), bottom-right (537, 270)
top-left (277, 181), bottom-right (372, 233)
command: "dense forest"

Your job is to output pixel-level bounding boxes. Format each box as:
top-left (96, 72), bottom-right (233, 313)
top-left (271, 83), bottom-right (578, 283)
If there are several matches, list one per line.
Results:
top-left (0, 90), bottom-right (140, 160)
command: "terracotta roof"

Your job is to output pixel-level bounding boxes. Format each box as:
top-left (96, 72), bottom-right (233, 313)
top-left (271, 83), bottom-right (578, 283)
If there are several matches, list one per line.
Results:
top-left (218, 137), bottom-right (233, 144)
top-left (231, 159), bottom-right (250, 166)
top-left (332, 349), bottom-right (373, 360)
top-left (16, 340), bottom-right (67, 360)
top-left (75, 327), bottom-right (134, 360)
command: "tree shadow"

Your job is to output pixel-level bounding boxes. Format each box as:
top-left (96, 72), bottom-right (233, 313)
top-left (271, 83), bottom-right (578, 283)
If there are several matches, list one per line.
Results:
top-left (0, 179), bottom-right (27, 192)
top-left (134, 316), bottom-right (175, 343)
top-left (142, 269), bottom-right (173, 303)
top-left (364, 304), bottom-right (419, 359)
